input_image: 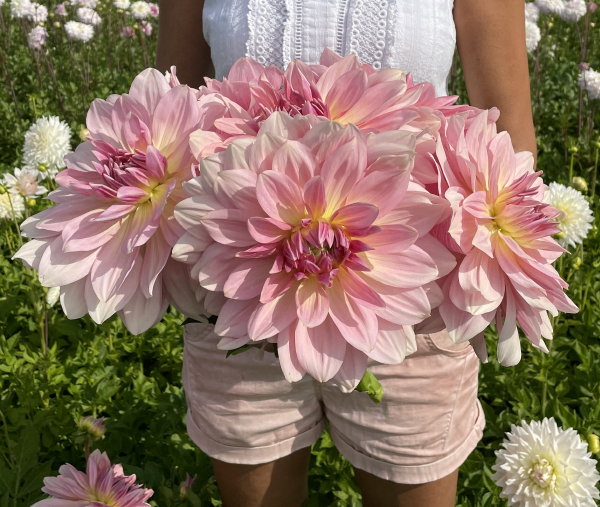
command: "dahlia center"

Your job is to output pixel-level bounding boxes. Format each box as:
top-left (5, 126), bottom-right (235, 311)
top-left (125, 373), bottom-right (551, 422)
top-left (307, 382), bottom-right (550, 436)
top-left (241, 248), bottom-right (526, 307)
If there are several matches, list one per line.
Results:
top-left (281, 220), bottom-right (356, 287)
top-left (528, 458), bottom-right (556, 489)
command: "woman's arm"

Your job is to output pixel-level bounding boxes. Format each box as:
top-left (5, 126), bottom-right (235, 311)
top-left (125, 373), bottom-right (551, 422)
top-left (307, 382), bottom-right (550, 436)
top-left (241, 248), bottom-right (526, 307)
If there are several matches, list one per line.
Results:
top-left (156, 0), bottom-right (213, 87)
top-left (454, 0), bottom-right (537, 159)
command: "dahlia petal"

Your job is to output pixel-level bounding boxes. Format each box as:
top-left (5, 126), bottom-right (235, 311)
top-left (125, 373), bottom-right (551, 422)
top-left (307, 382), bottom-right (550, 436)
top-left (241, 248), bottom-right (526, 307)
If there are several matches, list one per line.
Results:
top-left (196, 243), bottom-right (241, 291)
top-left (303, 176), bottom-right (327, 218)
top-left (330, 202), bottom-right (379, 233)
top-left (325, 69), bottom-right (368, 118)
top-left (119, 283), bottom-right (169, 335)
top-left (328, 284), bottom-right (378, 353)
top-left (128, 67), bottom-right (171, 115)
top-left (216, 168), bottom-right (263, 215)
top-left (217, 336), bottom-right (251, 350)
top-left (172, 231), bottom-right (209, 264)
top-left (346, 169), bottom-right (410, 218)
top-left (294, 318), bottom-right (346, 382)
top-left (247, 290), bottom-right (297, 341)
top-left (469, 333), bottom-right (488, 363)
top-left (144, 145), bottom-right (168, 180)
top-left (332, 346), bottom-right (368, 392)
top-left (162, 260), bottom-right (206, 320)
top-left (223, 259), bottom-right (272, 300)
top-left (140, 232), bottom-right (171, 297)
top-left (380, 190), bottom-right (450, 236)
top-left (214, 298), bottom-right (256, 338)
top-left (202, 209), bottom-right (255, 247)
top-left (271, 140), bottom-right (316, 184)
top-left (316, 53), bottom-right (360, 99)
top-left (189, 129), bottom-right (224, 159)
top-left (247, 217), bottom-right (291, 244)
top-left (12, 239), bottom-right (48, 270)
top-left (373, 286), bottom-right (432, 325)
top-left (256, 170), bottom-right (305, 223)
top-left (260, 271), bottom-right (295, 303)
top-left (94, 203), bottom-right (136, 222)
top-left (59, 279), bottom-right (88, 319)
top-left (337, 269), bottom-right (385, 308)
top-left (360, 224), bottom-right (419, 253)
top-left (496, 292), bottom-right (521, 366)
top-left (295, 277), bottom-right (329, 327)
top-left (203, 290), bottom-right (227, 315)
top-left (276, 325), bottom-right (305, 382)
top-left (38, 238), bottom-right (96, 287)
top-left (90, 234), bottom-right (139, 301)
top-left (457, 250), bottom-right (505, 314)
top-left (152, 85), bottom-right (202, 159)
top-left (86, 98), bottom-right (117, 140)
top-left (439, 295), bottom-right (495, 343)
top-left (364, 246), bottom-right (438, 288)
top-left (368, 321), bottom-right (415, 364)
top-left (31, 500), bottom-right (86, 507)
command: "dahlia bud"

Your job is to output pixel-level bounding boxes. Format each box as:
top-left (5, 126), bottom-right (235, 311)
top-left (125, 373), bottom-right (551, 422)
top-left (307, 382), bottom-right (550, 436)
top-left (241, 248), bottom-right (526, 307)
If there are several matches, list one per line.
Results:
top-left (356, 370), bottom-right (383, 403)
top-left (589, 2), bottom-right (598, 11)
top-left (78, 127), bottom-right (90, 141)
top-left (53, 21), bottom-right (61, 28)
top-left (571, 176), bottom-right (588, 193)
top-left (26, 198), bottom-right (37, 207)
top-left (46, 286), bottom-right (60, 307)
top-left (572, 255), bottom-right (583, 270)
top-left (588, 433), bottom-right (600, 453)
top-left (0, 185), bottom-right (6, 195)
top-left (568, 145), bottom-right (579, 153)
top-left (579, 62), bottom-right (591, 71)
top-left (77, 416), bottom-right (106, 441)
top-left (38, 163), bottom-right (48, 173)
top-left (179, 473), bottom-right (197, 499)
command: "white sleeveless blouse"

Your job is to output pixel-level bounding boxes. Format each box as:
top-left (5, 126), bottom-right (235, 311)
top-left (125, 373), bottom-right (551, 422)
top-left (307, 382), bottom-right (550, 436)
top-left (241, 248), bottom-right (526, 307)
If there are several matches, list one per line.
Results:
top-left (202, 0), bottom-right (456, 96)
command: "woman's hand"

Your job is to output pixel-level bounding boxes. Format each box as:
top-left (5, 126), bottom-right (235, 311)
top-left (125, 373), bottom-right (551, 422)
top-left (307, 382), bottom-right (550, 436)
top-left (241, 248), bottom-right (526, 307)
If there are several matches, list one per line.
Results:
top-left (454, 0), bottom-right (537, 162)
top-left (157, 0), bottom-right (213, 87)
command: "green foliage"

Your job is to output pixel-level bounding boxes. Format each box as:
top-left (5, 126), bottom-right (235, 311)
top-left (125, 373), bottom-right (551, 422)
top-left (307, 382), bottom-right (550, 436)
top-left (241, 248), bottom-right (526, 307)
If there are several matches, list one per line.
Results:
top-left (0, 3), bottom-right (600, 506)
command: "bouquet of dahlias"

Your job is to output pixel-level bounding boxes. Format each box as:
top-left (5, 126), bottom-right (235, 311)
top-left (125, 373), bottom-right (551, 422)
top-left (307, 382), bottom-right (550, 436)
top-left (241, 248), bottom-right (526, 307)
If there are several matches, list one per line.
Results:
top-left (14, 49), bottom-right (577, 393)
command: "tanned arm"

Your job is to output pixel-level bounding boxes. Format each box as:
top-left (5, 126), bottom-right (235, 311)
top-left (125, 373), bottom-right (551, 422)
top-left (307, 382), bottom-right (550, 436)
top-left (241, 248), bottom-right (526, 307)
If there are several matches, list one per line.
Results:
top-left (454, 0), bottom-right (537, 160)
top-left (156, 0), bottom-right (213, 87)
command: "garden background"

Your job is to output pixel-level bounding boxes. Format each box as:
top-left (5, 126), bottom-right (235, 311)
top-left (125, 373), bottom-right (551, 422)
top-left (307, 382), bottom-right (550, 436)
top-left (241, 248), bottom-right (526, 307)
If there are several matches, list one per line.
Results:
top-left (0, 1), bottom-right (599, 505)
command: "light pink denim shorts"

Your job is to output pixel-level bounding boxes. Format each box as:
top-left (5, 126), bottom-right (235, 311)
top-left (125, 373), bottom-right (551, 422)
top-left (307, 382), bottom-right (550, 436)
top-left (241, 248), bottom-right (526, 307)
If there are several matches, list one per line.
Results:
top-left (182, 322), bottom-right (484, 485)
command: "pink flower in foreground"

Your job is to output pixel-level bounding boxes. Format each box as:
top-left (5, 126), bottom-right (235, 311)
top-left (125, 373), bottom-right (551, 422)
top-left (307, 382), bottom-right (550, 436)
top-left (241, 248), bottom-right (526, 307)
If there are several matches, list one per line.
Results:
top-left (433, 110), bottom-right (578, 364)
top-left (174, 112), bottom-right (454, 390)
top-left (13, 69), bottom-right (207, 334)
top-left (32, 449), bottom-right (153, 507)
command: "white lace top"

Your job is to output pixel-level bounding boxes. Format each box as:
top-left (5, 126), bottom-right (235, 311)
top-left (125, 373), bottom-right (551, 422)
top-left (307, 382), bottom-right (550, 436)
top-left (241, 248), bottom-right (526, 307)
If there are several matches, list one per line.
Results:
top-left (202, 0), bottom-right (456, 96)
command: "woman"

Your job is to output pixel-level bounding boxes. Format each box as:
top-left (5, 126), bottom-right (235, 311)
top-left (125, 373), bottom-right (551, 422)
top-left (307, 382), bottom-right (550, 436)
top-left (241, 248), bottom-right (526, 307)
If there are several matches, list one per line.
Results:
top-left (157, 1), bottom-right (536, 505)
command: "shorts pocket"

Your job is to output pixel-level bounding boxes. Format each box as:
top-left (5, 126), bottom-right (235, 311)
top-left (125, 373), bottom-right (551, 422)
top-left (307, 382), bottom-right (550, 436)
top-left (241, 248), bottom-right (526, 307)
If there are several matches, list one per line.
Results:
top-left (425, 330), bottom-right (472, 357)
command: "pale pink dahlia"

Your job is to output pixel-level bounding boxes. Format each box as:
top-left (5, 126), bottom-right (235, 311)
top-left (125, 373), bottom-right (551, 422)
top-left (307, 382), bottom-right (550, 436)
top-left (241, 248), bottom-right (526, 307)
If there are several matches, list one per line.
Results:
top-left (32, 449), bottom-right (153, 507)
top-left (432, 110), bottom-right (578, 364)
top-left (195, 49), bottom-right (481, 186)
top-left (13, 69), bottom-right (208, 334)
top-left (174, 112), bottom-right (454, 390)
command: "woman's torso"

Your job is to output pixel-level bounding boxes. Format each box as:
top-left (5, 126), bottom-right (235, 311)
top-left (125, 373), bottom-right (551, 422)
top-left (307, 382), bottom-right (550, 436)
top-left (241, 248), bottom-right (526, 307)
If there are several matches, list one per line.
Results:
top-left (202, 0), bottom-right (456, 96)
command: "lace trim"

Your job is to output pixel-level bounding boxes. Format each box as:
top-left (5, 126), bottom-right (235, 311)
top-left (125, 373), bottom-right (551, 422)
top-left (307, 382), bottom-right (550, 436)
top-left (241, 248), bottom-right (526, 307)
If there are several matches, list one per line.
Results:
top-left (335, 0), bottom-right (350, 54)
top-left (282, 0), bottom-right (302, 68)
top-left (348, 0), bottom-right (391, 70)
top-left (246, 0), bottom-right (289, 67)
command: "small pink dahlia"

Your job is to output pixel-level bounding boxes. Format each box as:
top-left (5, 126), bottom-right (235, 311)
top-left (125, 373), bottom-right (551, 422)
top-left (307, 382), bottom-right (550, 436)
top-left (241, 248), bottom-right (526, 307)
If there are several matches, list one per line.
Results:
top-left (13, 69), bottom-right (208, 334)
top-left (32, 449), bottom-right (153, 507)
top-left (432, 110), bottom-right (578, 364)
top-left (174, 112), bottom-right (454, 390)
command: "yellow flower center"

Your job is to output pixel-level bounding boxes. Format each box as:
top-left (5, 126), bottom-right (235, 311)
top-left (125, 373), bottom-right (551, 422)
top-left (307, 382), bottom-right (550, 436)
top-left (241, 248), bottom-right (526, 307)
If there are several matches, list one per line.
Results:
top-left (528, 458), bottom-right (556, 489)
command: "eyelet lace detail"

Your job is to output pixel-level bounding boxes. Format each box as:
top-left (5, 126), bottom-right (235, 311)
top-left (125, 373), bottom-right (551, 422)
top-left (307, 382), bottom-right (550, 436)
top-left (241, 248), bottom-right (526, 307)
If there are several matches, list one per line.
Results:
top-left (348, 0), bottom-right (391, 71)
top-left (246, 0), bottom-right (290, 66)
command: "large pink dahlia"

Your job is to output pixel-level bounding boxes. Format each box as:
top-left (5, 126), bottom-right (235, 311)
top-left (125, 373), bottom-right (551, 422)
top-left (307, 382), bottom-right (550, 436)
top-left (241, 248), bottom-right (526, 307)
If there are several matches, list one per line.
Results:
top-left (32, 449), bottom-right (153, 507)
top-left (432, 110), bottom-right (578, 365)
top-left (173, 112), bottom-right (455, 390)
top-left (13, 69), bottom-right (208, 334)
top-left (193, 49), bottom-right (475, 171)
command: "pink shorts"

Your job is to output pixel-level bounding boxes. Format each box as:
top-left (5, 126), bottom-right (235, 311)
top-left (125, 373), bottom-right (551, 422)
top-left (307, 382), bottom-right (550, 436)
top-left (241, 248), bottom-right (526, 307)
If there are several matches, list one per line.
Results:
top-left (182, 322), bottom-right (484, 485)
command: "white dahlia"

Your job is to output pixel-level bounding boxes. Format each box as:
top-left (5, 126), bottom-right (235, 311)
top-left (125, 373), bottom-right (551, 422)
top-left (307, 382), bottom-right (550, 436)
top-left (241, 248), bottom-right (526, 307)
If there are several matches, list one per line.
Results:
top-left (525, 20), bottom-right (541, 53)
top-left (10, 0), bottom-right (34, 19)
top-left (30, 3), bottom-right (47, 23)
top-left (579, 68), bottom-right (600, 100)
top-left (76, 6), bottom-right (101, 25)
top-left (113, 0), bottom-right (130, 8)
top-left (0, 192), bottom-right (25, 220)
top-left (64, 20), bottom-right (94, 42)
top-left (2, 167), bottom-right (48, 197)
top-left (525, 3), bottom-right (540, 22)
top-left (27, 25), bottom-right (47, 50)
top-left (492, 418), bottom-right (600, 506)
top-left (545, 182), bottom-right (593, 247)
top-left (559, 0), bottom-right (587, 21)
top-left (535, 0), bottom-right (566, 14)
top-left (129, 0), bottom-right (151, 19)
top-left (22, 116), bottom-right (72, 175)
